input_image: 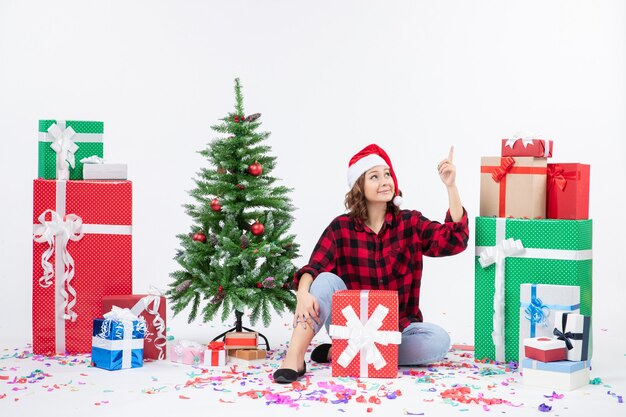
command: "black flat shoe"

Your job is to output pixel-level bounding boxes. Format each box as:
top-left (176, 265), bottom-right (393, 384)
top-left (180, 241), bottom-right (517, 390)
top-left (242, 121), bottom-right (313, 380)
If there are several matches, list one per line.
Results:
top-left (273, 361), bottom-right (306, 384)
top-left (311, 343), bottom-right (332, 363)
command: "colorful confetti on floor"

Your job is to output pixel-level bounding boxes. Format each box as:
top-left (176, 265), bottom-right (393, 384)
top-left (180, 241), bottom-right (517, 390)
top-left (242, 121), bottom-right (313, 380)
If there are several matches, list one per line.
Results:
top-left (1, 339), bottom-right (624, 417)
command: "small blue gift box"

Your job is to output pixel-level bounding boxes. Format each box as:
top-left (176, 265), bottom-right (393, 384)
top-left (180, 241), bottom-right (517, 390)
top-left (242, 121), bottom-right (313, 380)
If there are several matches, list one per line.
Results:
top-left (92, 317), bottom-right (145, 370)
top-left (521, 358), bottom-right (591, 390)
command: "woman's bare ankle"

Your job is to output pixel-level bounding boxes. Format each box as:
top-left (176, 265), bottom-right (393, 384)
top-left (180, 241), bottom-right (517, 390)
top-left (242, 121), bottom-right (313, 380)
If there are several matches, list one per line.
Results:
top-left (281, 348), bottom-right (305, 369)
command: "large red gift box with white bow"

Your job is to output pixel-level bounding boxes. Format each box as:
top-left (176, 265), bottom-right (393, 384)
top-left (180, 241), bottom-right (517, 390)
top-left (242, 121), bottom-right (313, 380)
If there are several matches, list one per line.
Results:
top-left (329, 290), bottom-right (402, 378)
top-left (32, 179), bottom-right (132, 354)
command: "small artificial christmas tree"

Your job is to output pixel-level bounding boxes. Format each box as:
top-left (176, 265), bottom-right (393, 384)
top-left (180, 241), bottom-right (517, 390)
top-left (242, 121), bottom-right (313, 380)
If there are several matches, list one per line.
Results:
top-left (168, 78), bottom-right (299, 333)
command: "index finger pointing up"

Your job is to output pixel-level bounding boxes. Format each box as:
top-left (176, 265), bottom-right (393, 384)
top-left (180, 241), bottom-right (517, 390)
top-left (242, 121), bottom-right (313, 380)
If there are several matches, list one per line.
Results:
top-left (448, 146), bottom-right (454, 162)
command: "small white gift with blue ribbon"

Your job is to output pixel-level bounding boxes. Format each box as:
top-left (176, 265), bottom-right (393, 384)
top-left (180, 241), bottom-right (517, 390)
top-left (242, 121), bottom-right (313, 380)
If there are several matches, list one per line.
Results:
top-left (92, 306), bottom-right (146, 370)
top-left (519, 283), bottom-right (580, 365)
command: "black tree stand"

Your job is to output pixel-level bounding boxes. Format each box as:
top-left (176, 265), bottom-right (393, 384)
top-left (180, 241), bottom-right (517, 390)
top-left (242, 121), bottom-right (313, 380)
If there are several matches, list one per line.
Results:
top-left (211, 310), bottom-right (270, 350)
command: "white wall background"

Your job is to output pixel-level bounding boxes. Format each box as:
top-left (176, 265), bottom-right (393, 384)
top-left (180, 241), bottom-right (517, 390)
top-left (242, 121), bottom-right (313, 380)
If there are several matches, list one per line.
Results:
top-left (1, 1), bottom-right (624, 347)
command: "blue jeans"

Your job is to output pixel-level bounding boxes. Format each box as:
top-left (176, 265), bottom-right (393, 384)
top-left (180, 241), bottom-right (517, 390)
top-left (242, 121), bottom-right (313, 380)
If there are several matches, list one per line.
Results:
top-left (309, 272), bottom-right (451, 366)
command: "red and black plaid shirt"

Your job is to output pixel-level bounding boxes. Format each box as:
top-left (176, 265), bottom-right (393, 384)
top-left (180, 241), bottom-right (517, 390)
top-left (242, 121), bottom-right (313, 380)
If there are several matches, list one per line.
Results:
top-left (294, 208), bottom-right (469, 330)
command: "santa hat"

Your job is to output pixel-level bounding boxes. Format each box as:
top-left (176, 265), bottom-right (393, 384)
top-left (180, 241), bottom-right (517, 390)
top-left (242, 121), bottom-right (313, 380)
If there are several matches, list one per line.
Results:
top-left (347, 144), bottom-right (403, 206)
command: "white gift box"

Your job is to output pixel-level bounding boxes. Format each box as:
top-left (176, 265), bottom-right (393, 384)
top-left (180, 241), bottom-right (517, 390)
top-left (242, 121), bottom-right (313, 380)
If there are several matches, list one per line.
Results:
top-left (553, 312), bottom-right (591, 361)
top-left (522, 359), bottom-right (590, 391)
top-left (83, 163), bottom-right (128, 180)
top-left (203, 348), bottom-right (227, 367)
top-left (519, 284), bottom-right (580, 365)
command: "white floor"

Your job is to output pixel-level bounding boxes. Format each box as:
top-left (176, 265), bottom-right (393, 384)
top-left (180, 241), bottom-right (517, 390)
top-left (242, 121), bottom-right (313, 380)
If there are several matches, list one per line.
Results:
top-left (1, 319), bottom-right (624, 417)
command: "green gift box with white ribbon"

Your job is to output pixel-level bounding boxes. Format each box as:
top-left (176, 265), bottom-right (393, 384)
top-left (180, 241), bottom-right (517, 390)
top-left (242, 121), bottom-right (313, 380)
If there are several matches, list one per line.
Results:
top-left (38, 120), bottom-right (104, 180)
top-left (474, 217), bottom-right (592, 363)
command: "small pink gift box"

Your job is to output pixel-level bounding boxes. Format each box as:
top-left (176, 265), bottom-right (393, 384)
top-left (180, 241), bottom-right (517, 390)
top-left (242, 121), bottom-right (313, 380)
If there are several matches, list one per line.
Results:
top-left (170, 340), bottom-right (204, 366)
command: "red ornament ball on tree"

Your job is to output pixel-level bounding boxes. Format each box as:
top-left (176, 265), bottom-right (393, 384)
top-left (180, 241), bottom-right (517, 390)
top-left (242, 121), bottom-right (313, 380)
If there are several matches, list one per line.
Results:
top-left (250, 221), bottom-right (265, 236)
top-left (256, 283), bottom-right (263, 288)
top-left (210, 198), bottom-right (222, 211)
top-left (248, 161), bottom-right (263, 176)
top-left (218, 286), bottom-right (223, 292)
top-left (193, 232), bottom-right (207, 243)
top-left (233, 115), bottom-right (240, 122)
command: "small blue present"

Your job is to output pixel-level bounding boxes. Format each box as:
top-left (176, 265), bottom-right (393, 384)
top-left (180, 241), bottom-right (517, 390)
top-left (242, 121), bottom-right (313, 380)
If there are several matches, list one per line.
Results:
top-left (92, 307), bottom-right (146, 370)
top-left (521, 358), bottom-right (591, 390)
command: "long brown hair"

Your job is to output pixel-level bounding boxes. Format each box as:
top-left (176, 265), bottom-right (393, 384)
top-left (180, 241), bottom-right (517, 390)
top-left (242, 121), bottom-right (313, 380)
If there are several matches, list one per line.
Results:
top-left (344, 173), bottom-right (401, 221)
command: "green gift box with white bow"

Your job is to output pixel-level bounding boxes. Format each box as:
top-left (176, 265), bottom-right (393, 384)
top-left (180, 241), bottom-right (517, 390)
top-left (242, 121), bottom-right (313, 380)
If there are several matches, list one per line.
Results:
top-left (474, 217), bottom-right (592, 363)
top-left (38, 120), bottom-right (104, 180)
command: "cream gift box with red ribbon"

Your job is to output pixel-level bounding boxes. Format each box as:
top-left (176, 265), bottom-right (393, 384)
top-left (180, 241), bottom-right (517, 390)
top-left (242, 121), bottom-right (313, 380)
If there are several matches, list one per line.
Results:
top-left (32, 179), bottom-right (132, 354)
top-left (224, 332), bottom-right (258, 349)
top-left (480, 156), bottom-right (547, 219)
top-left (102, 294), bottom-right (167, 360)
top-left (329, 290), bottom-right (402, 378)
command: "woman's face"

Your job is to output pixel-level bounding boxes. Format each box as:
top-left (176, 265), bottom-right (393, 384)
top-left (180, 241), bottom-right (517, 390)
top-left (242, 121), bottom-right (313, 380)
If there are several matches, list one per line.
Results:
top-left (363, 165), bottom-right (394, 204)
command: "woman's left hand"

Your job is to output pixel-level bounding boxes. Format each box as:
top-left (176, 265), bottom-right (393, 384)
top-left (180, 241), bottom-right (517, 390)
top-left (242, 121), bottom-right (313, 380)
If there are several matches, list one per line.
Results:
top-left (437, 146), bottom-right (456, 188)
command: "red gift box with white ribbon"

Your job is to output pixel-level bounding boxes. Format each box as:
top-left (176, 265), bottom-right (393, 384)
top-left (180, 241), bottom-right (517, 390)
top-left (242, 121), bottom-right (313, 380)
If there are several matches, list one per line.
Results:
top-left (102, 294), bottom-right (167, 360)
top-left (329, 290), bottom-right (401, 378)
top-left (32, 179), bottom-right (132, 354)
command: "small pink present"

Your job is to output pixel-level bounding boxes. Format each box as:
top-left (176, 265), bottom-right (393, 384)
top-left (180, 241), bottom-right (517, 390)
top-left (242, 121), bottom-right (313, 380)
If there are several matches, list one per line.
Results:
top-left (170, 340), bottom-right (204, 365)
